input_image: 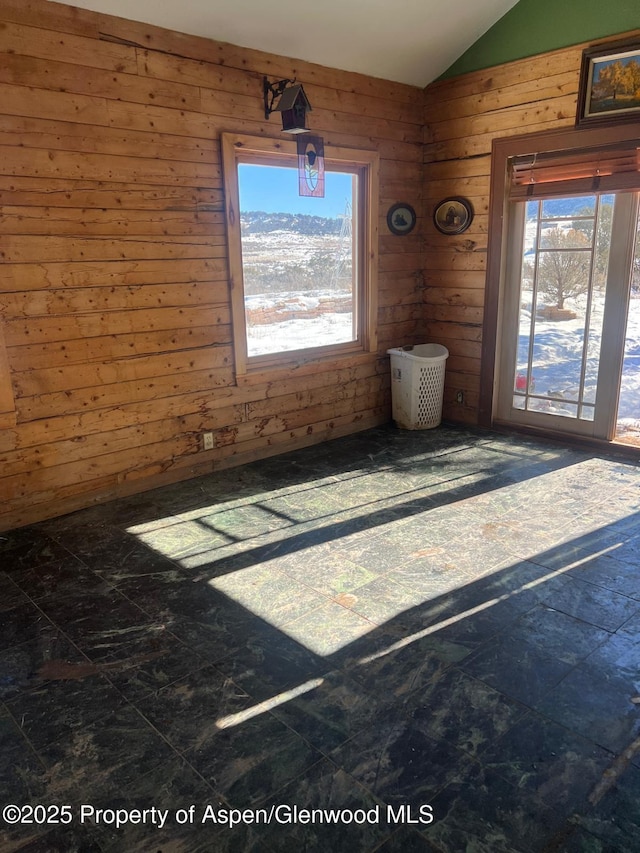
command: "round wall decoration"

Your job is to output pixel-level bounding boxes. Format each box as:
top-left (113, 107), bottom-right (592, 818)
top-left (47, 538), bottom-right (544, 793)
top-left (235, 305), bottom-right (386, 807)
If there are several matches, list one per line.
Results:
top-left (433, 197), bottom-right (474, 235)
top-left (387, 203), bottom-right (416, 236)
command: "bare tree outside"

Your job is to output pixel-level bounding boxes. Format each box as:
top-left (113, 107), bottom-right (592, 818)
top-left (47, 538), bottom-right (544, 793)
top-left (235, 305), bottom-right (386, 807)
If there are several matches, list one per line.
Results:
top-left (537, 226), bottom-right (592, 309)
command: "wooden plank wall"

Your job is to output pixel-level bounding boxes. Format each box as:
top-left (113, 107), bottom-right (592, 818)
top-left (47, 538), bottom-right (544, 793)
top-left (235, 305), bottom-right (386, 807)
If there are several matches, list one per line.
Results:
top-left (0, 0), bottom-right (425, 530)
top-left (422, 32), bottom-right (639, 424)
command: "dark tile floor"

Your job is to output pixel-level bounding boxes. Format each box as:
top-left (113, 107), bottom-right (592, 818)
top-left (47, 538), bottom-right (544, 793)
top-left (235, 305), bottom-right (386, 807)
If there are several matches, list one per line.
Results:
top-left (1, 423), bottom-right (640, 852)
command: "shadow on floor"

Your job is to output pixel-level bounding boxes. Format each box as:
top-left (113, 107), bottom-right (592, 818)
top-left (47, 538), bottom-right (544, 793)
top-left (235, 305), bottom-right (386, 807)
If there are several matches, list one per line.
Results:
top-left (1, 423), bottom-right (640, 852)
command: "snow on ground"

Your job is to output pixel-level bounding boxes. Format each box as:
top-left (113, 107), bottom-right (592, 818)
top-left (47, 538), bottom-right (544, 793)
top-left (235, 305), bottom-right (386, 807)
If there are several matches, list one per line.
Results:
top-left (516, 291), bottom-right (640, 433)
top-left (245, 288), bottom-right (640, 436)
top-left (247, 311), bottom-right (354, 356)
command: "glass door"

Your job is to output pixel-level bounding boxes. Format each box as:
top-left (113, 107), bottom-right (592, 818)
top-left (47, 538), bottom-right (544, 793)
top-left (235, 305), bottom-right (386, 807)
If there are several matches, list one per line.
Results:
top-left (497, 191), bottom-right (639, 441)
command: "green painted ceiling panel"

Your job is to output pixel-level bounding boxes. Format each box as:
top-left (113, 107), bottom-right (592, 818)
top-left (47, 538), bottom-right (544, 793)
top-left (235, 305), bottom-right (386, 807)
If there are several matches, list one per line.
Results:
top-left (441, 0), bottom-right (639, 79)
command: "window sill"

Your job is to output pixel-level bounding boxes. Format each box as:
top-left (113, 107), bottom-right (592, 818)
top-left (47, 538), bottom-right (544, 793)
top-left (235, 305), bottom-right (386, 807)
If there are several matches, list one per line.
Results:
top-left (235, 349), bottom-right (379, 387)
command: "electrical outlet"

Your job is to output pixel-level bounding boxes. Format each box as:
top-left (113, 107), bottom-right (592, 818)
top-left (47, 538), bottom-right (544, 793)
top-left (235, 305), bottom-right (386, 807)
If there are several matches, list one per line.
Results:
top-left (456, 391), bottom-right (464, 404)
top-left (203, 432), bottom-right (214, 451)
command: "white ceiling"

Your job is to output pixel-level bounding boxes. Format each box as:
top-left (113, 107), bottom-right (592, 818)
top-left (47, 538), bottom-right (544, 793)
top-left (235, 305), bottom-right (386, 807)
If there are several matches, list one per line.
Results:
top-left (57, 0), bottom-right (520, 87)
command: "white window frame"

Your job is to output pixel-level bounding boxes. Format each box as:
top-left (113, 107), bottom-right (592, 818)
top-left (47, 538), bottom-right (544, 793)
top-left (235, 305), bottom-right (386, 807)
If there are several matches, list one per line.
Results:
top-left (481, 124), bottom-right (640, 430)
top-left (496, 191), bottom-right (639, 439)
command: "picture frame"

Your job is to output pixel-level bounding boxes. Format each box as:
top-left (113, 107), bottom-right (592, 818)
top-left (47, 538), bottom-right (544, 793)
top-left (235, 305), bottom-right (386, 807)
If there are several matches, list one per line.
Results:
top-left (433, 197), bottom-right (473, 235)
top-left (386, 202), bottom-right (416, 236)
top-left (576, 37), bottom-right (640, 127)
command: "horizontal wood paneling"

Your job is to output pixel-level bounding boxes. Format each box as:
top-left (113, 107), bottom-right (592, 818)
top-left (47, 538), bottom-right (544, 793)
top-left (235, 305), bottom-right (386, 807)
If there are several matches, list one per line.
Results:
top-left (0, 0), bottom-right (423, 529)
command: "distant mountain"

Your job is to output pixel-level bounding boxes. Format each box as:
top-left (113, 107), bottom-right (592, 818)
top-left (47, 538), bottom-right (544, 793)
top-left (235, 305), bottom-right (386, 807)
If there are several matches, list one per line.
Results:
top-left (530, 195), bottom-right (614, 217)
top-left (240, 211), bottom-right (342, 236)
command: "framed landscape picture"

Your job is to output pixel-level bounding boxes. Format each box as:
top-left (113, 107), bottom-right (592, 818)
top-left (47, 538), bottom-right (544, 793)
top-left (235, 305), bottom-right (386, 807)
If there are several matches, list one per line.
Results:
top-left (577, 38), bottom-right (640, 127)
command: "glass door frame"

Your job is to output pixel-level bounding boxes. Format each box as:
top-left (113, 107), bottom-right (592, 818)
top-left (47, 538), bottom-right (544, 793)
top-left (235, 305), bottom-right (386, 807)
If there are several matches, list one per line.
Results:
top-left (480, 124), bottom-right (640, 443)
top-left (495, 191), bottom-right (639, 440)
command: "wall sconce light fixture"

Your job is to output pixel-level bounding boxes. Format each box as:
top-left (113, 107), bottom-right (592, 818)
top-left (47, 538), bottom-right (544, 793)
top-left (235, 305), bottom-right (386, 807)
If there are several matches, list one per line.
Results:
top-left (263, 77), bottom-right (312, 134)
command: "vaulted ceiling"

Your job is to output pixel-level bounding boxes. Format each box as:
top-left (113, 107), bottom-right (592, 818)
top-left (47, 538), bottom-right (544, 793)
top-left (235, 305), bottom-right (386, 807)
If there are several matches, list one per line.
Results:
top-left (57, 0), bottom-right (520, 87)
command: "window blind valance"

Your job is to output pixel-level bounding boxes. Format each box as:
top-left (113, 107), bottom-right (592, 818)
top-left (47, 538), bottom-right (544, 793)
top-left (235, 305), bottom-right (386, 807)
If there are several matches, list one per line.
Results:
top-left (509, 140), bottom-right (640, 200)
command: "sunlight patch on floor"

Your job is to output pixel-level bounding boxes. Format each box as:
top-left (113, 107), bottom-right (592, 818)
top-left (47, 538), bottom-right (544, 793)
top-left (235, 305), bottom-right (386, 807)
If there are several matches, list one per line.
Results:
top-left (126, 457), bottom-right (639, 657)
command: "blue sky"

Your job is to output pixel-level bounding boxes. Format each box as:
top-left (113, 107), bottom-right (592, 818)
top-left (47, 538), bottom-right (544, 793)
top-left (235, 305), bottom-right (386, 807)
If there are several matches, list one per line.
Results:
top-left (238, 164), bottom-right (353, 218)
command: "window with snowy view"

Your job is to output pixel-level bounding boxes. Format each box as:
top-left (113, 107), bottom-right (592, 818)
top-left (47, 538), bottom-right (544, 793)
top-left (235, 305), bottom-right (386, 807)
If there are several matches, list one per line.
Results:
top-left (222, 133), bottom-right (378, 376)
top-left (238, 164), bottom-right (357, 358)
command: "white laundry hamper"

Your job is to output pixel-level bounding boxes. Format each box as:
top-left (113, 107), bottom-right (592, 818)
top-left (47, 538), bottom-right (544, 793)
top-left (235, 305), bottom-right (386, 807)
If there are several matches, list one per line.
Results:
top-left (387, 344), bottom-right (449, 430)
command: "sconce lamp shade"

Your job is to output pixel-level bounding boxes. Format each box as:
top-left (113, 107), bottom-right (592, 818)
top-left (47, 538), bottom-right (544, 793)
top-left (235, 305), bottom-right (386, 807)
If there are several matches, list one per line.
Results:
top-left (272, 83), bottom-right (312, 133)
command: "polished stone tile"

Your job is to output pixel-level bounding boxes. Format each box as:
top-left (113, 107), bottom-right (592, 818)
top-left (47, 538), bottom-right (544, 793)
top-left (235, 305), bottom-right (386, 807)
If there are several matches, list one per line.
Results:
top-left (605, 534), bottom-right (640, 565)
top-left (92, 758), bottom-right (222, 852)
top-left (259, 488), bottom-right (347, 524)
top-left (281, 600), bottom-right (375, 657)
top-left (567, 552), bottom-right (640, 602)
top-left (0, 707), bottom-right (47, 805)
top-left (2, 424), bottom-right (640, 853)
top-left (3, 825), bottom-right (104, 852)
top-left (115, 568), bottom-right (291, 635)
top-left (375, 829), bottom-right (439, 852)
top-left (37, 704), bottom-right (175, 802)
top-left (403, 668), bottom-right (526, 758)
top-left (351, 583), bottom-right (453, 638)
top-left (346, 631), bottom-right (469, 701)
top-left (393, 504), bottom-right (485, 549)
top-left (459, 635), bottom-right (575, 706)
top-left (0, 528), bottom-right (78, 572)
top-left (257, 758), bottom-right (389, 852)
top-left (534, 663), bottom-right (640, 755)
top-left (526, 532), bottom-right (629, 575)
top-left (419, 595), bottom-right (523, 651)
top-left (0, 571), bottom-right (30, 610)
top-left (5, 672), bottom-right (127, 752)
top-left (390, 554), bottom-right (473, 601)
top-left (443, 559), bottom-right (564, 614)
top-left (135, 664), bottom-right (253, 753)
top-left (57, 526), bottom-right (181, 581)
top-left (151, 512), bottom-right (236, 549)
top-left (580, 632), bottom-right (640, 691)
top-left (43, 494), bottom-right (167, 532)
top-left (208, 564), bottom-right (329, 627)
top-left (163, 612), bottom-right (261, 663)
top-left (267, 669), bottom-right (388, 753)
top-left (428, 766), bottom-right (567, 853)
top-left (619, 610), bottom-right (640, 639)
top-left (572, 765), bottom-right (640, 853)
top-left (0, 627), bottom-right (86, 701)
top-left (212, 628), bottom-right (328, 702)
top-left (202, 502), bottom-right (295, 539)
top-left (96, 627), bottom-right (208, 702)
top-left (9, 561), bottom-right (110, 602)
top-left (35, 588), bottom-right (159, 661)
top-left (341, 575), bottom-right (429, 625)
top-left (112, 565), bottom-right (193, 604)
top-left (336, 533), bottom-right (411, 574)
top-left (540, 575), bottom-right (640, 632)
top-left (185, 711), bottom-right (322, 808)
top-left (0, 601), bottom-right (56, 654)
top-left (481, 709), bottom-right (613, 812)
top-left (500, 604), bottom-right (611, 665)
top-left (133, 508), bottom-right (280, 565)
top-left (275, 546), bottom-right (378, 596)
top-left (329, 716), bottom-right (474, 809)
top-left (557, 826), bottom-right (619, 852)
